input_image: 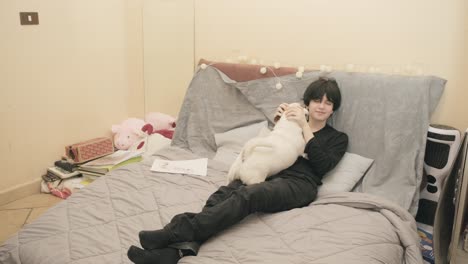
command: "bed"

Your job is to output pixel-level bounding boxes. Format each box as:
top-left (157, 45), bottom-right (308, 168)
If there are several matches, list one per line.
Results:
top-left (0, 59), bottom-right (445, 264)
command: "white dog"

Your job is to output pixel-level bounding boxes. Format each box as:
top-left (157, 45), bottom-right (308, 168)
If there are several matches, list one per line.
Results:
top-left (227, 103), bottom-right (307, 185)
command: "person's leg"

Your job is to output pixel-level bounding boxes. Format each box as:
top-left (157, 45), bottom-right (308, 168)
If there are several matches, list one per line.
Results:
top-left (204, 180), bottom-right (244, 208)
top-left (130, 175), bottom-right (316, 263)
top-left (149, 175), bottom-right (316, 245)
top-left (139, 180), bottom-right (244, 250)
top-left (129, 180), bottom-right (245, 263)
top-left (187, 175), bottom-right (317, 242)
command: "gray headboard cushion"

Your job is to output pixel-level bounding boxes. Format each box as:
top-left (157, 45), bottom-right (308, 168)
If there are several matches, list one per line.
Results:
top-left (172, 62), bottom-right (445, 215)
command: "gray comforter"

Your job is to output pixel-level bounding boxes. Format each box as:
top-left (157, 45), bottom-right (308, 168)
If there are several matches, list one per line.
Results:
top-left (0, 64), bottom-right (445, 263)
top-left (1, 147), bottom-right (421, 264)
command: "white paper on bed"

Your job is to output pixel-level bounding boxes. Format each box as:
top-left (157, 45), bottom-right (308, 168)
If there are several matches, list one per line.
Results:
top-left (150, 158), bottom-right (208, 176)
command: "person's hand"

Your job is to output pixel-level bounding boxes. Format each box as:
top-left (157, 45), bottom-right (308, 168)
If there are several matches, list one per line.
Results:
top-left (274, 103), bottom-right (289, 123)
top-left (284, 105), bottom-right (307, 127)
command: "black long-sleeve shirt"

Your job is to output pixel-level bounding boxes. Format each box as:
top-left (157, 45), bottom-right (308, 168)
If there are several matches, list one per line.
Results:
top-left (282, 124), bottom-right (348, 185)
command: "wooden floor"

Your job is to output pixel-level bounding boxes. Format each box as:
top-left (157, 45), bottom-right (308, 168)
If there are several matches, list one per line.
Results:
top-left (0, 193), bottom-right (62, 245)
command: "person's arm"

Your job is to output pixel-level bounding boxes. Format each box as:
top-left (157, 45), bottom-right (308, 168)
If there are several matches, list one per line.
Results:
top-left (283, 105), bottom-right (312, 142)
top-left (301, 123), bottom-right (314, 143)
top-left (273, 103), bottom-right (289, 123)
top-left (305, 132), bottom-right (348, 177)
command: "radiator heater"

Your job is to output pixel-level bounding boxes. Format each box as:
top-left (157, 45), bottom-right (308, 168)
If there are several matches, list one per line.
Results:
top-left (416, 124), bottom-right (461, 226)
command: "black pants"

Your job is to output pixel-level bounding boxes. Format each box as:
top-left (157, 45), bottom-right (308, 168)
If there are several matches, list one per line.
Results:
top-left (165, 174), bottom-right (318, 255)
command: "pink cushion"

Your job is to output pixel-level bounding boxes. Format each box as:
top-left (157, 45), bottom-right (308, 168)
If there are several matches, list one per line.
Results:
top-left (199, 58), bottom-right (302, 82)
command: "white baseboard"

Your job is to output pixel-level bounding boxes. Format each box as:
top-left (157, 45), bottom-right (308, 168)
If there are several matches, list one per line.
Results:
top-left (0, 178), bottom-right (42, 206)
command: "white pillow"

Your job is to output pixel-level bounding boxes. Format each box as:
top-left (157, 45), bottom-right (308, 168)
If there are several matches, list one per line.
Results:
top-left (213, 121), bottom-right (268, 164)
top-left (317, 152), bottom-right (374, 198)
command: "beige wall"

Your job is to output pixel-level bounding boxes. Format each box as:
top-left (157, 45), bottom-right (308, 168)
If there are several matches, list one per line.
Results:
top-left (194, 0), bottom-right (468, 131)
top-left (0, 0), bottom-right (144, 199)
top-left (1, 0), bottom-right (467, 200)
top-left (143, 0), bottom-right (194, 116)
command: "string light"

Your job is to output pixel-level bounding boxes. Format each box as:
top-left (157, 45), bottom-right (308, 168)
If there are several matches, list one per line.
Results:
top-left (345, 64), bottom-right (355, 72)
top-left (237, 55), bottom-right (248, 63)
top-left (262, 65), bottom-right (284, 89)
top-left (199, 57), bottom-right (426, 92)
top-left (320, 65), bottom-right (333, 73)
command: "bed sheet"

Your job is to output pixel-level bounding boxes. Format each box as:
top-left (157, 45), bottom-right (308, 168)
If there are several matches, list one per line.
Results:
top-left (1, 147), bottom-right (422, 264)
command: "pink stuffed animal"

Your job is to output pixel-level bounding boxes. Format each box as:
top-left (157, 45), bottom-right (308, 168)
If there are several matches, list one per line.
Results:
top-left (143, 112), bottom-right (176, 139)
top-left (145, 112), bottom-right (176, 131)
top-left (111, 118), bottom-right (146, 150)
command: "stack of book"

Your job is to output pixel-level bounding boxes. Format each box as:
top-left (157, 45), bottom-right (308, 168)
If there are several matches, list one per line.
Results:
top-left (55, 159), bottom-right (80, 172)
top-left (43, 166), bottom-right (81, 182)
top-left (77, 150), bottom-right (143, 182)
top-left (41, 160), bottom-right (84, 198)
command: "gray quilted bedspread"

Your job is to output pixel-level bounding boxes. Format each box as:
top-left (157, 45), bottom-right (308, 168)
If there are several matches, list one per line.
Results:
top-left (0, 147), bottom-right (422, 264)
top-left (0, 64), bottom-right (443, 263)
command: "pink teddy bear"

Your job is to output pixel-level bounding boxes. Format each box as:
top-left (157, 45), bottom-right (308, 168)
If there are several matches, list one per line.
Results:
top-left (111, 118), bottom-right (146, 150)
top-left (144, 112), bottom-right (176, 131)
top-left (143, 112), bottom-right (176, 139)
top-left (111, 113), bottom-right (177, 151)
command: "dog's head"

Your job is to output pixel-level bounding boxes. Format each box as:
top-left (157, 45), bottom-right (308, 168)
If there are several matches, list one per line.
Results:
top-left (274, 103), bottom-right (309, 131)
top-left (288, 103), bottom-right (309, 116)
top-left (288, 102), bottom-right (302, 108)
top-left (274, 102), bottom-right (309, 125)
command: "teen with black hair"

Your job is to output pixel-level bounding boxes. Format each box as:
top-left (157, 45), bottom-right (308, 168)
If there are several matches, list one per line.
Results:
top-left (127, 77), bottom-right (348, 264)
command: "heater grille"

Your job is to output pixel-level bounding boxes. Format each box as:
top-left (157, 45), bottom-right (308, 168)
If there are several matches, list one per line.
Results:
top-left (425, 141), bottom-right (450, 169)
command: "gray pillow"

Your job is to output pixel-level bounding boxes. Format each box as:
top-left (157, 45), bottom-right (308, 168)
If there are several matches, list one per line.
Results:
top-left (317, 152), bottom-right (374, 198)
top-left (213, 121), bottom-right (268, 164)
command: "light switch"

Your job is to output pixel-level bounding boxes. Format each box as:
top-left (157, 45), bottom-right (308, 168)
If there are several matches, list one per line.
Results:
top-left (20, 12), bottom-right (39, 25)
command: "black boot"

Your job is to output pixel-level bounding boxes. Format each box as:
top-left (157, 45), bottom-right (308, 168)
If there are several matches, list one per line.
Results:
top-left (127, 245), bottom-right (181, 264)
top-left (138, 229), bottom-right (172, 250)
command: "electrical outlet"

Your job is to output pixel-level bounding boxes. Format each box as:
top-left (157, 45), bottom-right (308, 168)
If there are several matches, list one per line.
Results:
top-left (19, 12), bottom-right (39, 25)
